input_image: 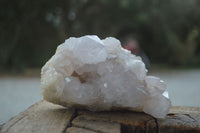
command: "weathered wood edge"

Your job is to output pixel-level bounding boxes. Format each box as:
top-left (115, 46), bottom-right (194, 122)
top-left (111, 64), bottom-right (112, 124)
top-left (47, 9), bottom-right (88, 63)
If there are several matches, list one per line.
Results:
top-left (1, 100), bottom-right (200, 133)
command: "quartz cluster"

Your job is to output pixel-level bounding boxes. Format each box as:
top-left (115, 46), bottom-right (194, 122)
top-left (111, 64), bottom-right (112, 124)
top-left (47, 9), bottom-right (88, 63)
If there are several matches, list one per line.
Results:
top-left (41, 35), bottom-right (171, 118)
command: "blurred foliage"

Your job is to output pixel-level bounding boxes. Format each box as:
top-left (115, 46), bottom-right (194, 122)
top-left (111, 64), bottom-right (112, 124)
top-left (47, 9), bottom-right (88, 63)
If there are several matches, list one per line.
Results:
top-left (0, 0), bottom-right (200, 70)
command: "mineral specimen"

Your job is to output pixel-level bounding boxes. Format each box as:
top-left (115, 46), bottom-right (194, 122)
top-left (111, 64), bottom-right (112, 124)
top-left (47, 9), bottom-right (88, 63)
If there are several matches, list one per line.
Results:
top-left (41, 35), bottom-right (171, 118)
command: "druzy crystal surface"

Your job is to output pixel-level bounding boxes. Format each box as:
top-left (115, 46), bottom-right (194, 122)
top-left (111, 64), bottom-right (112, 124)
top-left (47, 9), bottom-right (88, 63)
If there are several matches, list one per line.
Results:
top-left (41, 35), bottom-right (171, 118)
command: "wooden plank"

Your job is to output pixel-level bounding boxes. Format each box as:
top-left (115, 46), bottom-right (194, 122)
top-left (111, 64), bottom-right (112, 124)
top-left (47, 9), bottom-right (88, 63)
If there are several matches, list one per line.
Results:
top-left (170, 106), bottom-right (200, 114)
top-left (76, 110), bottom-right (153, 133)
top-left (157, 114), bottom-right (200, 133)
top-left (72, 116), bottom-right (121, 133)
top-left (66, 127), bottom-right (98, 133)
top-left (1, 101), bottom-right (200, 133)
top-left (0, 101), bottom-right (75, 133)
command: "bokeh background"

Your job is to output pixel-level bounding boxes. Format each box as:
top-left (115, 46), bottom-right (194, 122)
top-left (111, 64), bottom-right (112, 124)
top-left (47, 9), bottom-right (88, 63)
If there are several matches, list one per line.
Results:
top-left (1, 0), bottom-right (200, 124)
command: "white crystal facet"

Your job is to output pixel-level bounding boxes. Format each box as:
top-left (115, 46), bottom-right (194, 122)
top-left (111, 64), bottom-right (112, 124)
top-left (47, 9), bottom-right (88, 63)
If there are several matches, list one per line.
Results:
top-left (41, 35), bottom-right (171, 118)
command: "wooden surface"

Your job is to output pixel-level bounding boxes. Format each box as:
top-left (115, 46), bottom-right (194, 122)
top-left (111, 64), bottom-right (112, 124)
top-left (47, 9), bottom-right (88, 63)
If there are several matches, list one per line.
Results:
top-left (1, 101), bottom-right (200, 133)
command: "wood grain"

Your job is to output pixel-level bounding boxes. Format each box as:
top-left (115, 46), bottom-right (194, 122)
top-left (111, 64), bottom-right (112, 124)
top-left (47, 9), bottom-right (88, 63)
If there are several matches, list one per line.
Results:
top-left (1, 101), bottom-right (200, 133)
top-left (0, 101), bottom-right (75, 133)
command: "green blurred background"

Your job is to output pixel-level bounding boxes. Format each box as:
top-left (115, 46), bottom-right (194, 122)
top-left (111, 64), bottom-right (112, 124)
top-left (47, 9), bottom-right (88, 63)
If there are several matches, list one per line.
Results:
top-left (1, 0), bottom-right (200, 72)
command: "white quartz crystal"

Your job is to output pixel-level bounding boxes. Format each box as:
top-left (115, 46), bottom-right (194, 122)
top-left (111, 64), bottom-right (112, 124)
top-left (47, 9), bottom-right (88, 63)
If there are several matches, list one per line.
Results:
top-left (41, 35), bottom-right (171, 118)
